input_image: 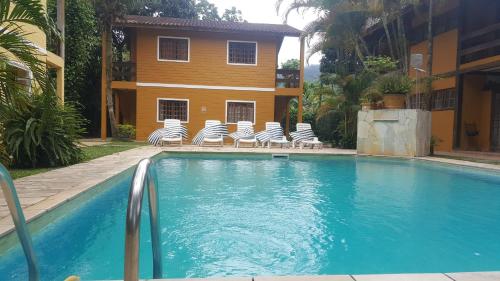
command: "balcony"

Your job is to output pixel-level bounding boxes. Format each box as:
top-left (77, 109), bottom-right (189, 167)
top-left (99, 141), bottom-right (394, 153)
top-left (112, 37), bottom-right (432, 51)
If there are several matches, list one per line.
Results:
top-left (47, 28), bottom-right (62, 57)
top-left (276, 69), bottom-right (300, 88)
top-left (460, 23), bottom-right (500, 64)
top-left (112, 61), bottom-right (136, 81)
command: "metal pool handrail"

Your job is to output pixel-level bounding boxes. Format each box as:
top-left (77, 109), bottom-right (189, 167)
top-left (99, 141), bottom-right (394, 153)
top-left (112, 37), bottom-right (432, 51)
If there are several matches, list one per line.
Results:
top-left (0, 164), bottom-right (40, 281)
top-left (124, 158), bottom-right (163, 281)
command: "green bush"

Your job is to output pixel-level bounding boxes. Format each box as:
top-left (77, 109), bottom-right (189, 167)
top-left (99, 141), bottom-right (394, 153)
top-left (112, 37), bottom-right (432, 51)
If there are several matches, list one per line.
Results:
top-left (364, 56), bottom-right (398, 74)
top-left (0, 92), bottom-right (86, 168)
top-left (375, 72), bottom-right (413, 95)
top-left (0, 124), bottom-right (10, 166)
top-left (116, 124), bottom-right (136, 140)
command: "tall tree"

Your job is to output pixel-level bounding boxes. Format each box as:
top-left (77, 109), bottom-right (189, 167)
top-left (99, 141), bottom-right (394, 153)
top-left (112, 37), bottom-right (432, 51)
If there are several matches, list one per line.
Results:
top-left (48, 0), bottom-right (100, 104)
top-left (93, 0), bottom-right (145, 137)
top-left (131, 0), bottom-right (197, 18)
top-left (424, 0), bottom-right (434, 110)
top-left (277, 0), bottom-right (371, 64)
top-left (195, 0), bottom-right (220, 20)
top-left (281, 58), bottom-right (300, 70)
top-left (222, 7), bottom-right (244, 22)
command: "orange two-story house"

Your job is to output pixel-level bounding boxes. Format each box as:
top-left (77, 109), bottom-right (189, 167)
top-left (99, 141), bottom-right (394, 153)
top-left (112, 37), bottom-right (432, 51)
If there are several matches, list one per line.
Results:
top-left (101, 16), bottom-right (304, 141)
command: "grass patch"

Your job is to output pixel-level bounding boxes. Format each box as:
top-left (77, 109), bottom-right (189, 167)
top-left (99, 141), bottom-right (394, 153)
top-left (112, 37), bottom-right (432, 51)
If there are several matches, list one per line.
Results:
top-left (8, 141), bottom-right (148, 179)
top-left (82, 141), bottom-right (147, 162)
top-left (9, 168), bottom-right (54, 179)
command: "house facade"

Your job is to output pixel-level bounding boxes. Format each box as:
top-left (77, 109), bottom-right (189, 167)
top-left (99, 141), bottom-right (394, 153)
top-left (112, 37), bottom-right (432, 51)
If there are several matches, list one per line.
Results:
top-left (366, 0), bottom-right (500, 152)
top-left (8, 0), bottom-right (65, 101)
top-left (104, 16), bottom-right (304, 141)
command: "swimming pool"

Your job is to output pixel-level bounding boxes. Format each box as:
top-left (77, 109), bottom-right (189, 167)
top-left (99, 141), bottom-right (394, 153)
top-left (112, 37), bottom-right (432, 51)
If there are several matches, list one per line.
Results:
top-left (1, 153), bottom-right (500, 280)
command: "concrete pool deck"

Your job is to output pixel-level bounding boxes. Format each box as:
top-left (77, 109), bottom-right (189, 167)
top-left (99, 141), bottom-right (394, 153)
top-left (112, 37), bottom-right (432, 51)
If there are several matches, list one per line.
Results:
top-left (1, 145), bottom-right (500, 281)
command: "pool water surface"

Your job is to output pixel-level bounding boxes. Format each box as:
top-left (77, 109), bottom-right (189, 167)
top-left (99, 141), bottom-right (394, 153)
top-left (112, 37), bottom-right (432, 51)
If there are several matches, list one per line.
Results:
top-left (1, 153), bottom-right (500, 280)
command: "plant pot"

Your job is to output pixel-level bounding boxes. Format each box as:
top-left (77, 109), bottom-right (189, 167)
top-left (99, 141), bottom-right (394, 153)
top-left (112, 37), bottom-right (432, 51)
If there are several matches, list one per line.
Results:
top-left (383, 94), bottom-right (406, 109)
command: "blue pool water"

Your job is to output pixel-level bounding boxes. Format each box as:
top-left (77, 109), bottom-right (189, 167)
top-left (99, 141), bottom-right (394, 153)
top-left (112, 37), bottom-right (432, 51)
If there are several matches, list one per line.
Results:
top-left (1, 153), bottom-right (500, 280)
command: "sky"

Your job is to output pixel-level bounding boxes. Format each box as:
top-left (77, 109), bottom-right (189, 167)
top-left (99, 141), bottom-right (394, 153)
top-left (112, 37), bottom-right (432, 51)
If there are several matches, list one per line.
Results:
top-left (209, 0), bottom-right (323, 66)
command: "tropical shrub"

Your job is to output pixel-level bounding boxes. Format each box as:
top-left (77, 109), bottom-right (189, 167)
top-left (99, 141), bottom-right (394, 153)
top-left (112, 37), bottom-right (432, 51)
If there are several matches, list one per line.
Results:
top-left (116, 124), bottom-right (136, 140)
top-left (364, 56), bottom-right (398, 74)
top-left (375, 72), bottom-right (413, 95)
top-left (0, 91), bottom-right (86, 168)
top-left (0, 124), bottom-right (10, 166)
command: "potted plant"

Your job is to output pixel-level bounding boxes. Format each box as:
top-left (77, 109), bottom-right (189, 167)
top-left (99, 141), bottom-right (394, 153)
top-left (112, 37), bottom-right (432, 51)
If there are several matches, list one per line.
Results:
top-left (430, 136), bottom-right (442, 156)
top-left (361, 88), bottom-right (383, 110)
top-left (375, 72), bottom-right (413, 109)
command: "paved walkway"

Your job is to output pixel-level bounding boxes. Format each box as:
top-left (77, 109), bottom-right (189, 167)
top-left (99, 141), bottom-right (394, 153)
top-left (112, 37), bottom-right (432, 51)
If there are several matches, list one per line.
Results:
top-left (0, 146), bottom-right (163, 236)
top-left (435, 150), bottom-right (500, 164)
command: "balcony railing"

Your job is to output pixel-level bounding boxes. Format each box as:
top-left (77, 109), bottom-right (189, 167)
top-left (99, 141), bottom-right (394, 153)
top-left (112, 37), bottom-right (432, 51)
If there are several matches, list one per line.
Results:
top-left (276, 69), bottom-right (300, 88)
top-left (46, 28), bottom-right (62, 56)
top-left (112, 61), bottom-right (136, 81)
top-left (460, 22), bottom-right (500, 64)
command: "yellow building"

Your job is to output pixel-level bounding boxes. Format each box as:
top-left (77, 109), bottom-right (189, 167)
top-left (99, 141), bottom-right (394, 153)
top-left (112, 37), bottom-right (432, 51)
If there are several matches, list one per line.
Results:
top-left (366, 0), bottom-right (500, 152)
top-left (101, 16), bottom-right (304, 140)
top-left (6, 0), bottom-right (65, 101)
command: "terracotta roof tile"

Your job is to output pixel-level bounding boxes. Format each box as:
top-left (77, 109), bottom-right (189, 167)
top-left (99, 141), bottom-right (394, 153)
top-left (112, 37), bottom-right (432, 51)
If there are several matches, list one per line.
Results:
top-left (118, 15), bottom-right (302, 37)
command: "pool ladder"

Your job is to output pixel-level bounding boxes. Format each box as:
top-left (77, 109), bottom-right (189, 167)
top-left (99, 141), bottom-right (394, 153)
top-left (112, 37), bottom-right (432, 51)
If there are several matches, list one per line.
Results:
top-left (124, 158), bottom-right (163, 281)
top-left (0, 159), bottom-right (162, 281)
top-left (0, 164), bottom-right (40, 281)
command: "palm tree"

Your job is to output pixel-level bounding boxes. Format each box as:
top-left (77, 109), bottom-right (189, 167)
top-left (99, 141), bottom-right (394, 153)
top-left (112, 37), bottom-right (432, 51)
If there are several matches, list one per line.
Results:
top-left (93, 0), bottom-right (146, 137)
top-left (0, 0), bottom-right (58, 103)
top-left (276, 0), bottom-right (371, 64)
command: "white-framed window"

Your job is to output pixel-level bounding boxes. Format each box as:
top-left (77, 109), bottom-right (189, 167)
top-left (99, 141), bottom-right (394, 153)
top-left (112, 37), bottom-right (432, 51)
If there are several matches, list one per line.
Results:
top-left (8, 61), bottom-right (32, 94)
top-left (225, 100), bottom-right (256, 124)
top-left (227, 40), bottom-right (257, 65)
top-left (157, 36), bottom-right (190, 62)
top-left (157, 98), bottom-right (189, 123)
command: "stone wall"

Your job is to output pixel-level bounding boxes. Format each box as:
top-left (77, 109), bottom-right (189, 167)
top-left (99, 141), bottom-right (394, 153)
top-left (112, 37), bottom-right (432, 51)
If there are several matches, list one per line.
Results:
top-left (357, 109), bottom-right (432, 157)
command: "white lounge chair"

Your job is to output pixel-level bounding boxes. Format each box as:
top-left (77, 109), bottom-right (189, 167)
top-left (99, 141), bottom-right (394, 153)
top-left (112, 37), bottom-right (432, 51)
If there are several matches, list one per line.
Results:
top-left (291, 122), bottom-right (317, 148)
top-left (202, 120), bottom-right (224, 147)
top-left (233, 121), bottom-right (257, 148)
top-left (161, 119), bottom-right (183, 146)
top-left (301, 137), bottom-right (323, 149)
top-left (266, 122), bottom-right (290, 148)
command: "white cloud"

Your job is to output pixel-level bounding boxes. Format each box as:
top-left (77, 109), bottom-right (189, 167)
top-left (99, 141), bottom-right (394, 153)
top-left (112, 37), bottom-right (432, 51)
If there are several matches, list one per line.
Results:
top-left (208, 0), bottom-right (323, 65)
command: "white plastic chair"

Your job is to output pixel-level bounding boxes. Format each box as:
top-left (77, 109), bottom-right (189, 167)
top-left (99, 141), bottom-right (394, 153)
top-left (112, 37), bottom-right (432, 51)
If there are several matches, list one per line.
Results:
top-left (235, 121), bottom-right (257, 148)
top-left (292, 122), bottom-right (313, 148)
top-left (161, 119), bottom-right (183, 146)
top-left (266, 122), bottom-right (289, 148)
top-left (202, 120), bottom-right (224, 147)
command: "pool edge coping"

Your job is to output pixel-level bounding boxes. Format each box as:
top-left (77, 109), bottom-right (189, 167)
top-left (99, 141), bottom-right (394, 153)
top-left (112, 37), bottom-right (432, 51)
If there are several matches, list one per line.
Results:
top-left (98, 271), bottom-right (500, 281)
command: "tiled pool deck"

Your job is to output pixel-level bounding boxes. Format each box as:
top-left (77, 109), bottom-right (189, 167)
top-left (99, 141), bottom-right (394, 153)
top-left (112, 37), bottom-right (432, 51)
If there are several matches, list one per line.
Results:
top-left (1, 145), bottom-right (500, 281)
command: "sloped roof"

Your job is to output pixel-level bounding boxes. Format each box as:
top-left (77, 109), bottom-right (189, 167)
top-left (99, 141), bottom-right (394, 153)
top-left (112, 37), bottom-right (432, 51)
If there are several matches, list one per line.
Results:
top-left (117, 15), bottom-right (302, 37)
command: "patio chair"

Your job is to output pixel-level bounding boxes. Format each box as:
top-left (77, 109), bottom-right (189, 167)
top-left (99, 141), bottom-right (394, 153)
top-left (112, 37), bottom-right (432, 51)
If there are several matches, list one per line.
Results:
top-left (266, 122), bottom-right (290, 148)
top-left (301, 137), bottom-right (323, 149)
top-left (291, 122), bottom-right (320, 148)
top-left (232, 121), bottom-right (257, 148)
top-left (160, 119), bottom-right (183, 146)
top-left (202, 120), bottom-right (224, 147)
